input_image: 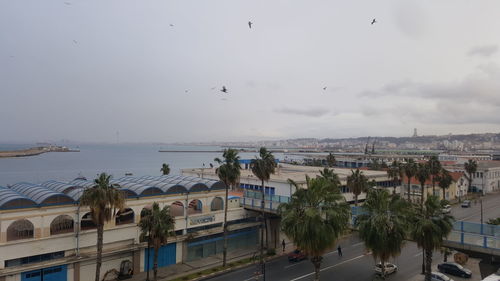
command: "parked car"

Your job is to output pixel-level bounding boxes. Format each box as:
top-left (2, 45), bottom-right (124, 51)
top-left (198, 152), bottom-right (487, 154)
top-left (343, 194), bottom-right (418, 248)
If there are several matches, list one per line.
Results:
top-left (374, 262), bottom-right (398, 275)
top-left (431, 272), bottom-right (454, 281)
top-left (481, 268), bottom-right (500, 281)
top-left (438, 262), bottom-right (472, 278)
top-left (442, 204), bottom-right (452, 214)
top-left (288, 249), bottom-right (307, 262)
top-left (461, 200), bottom-right (471, 208)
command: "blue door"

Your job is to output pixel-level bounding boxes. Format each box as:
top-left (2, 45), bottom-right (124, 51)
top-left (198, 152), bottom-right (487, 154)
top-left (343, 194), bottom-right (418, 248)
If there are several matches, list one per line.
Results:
top-left (22, 269), bottom-right (41, 281)
top-left (145, 243), bottom-right (176, 270)
top-left (21, 265), bottom-right (66, 281)
top-left (42, 265), bottom-right (67, 281)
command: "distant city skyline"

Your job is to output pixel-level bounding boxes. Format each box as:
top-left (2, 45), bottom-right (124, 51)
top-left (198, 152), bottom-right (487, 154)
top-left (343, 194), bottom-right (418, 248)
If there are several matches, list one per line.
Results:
top-left (1, 0), bottom-right (500, 143)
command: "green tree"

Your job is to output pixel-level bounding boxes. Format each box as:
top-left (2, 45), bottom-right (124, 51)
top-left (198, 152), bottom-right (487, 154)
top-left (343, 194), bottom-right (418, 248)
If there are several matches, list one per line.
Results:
top-left (139, 202), bottom-right (175, 281)
top-left (464, 159), bottom-right (478, 197)
top-left (410, 195), bottom-right (454, 281)
top-left (279, 177), bottom-right (350, 281)
top-left (387, 161), bottom-right (402, 195)
top-left (326, 153), bottom-right (336, 167)
top-left (347, 169), bottom-right (368, 206)
top-left (318, 167), bottom-right (341, 186)
top-left (404, 159), bottom-right (418, 202)
top-left (356, 189), bottom-right (410, 279)
top-left (428, 156), bottom-right (442, 195)
top-left (80, 173), bottom-right (125, 281)
top-left (416, 163), bottom-right (430, 207)
top-left (368, 159), bottom-right (382, 170)
top-left (436, 169), bottom-right (452, 201)
top-left (160, 163), bottom-right (170, 175)
top-left (214, 149), bottom-right (241, 267)
top-left (250, 147), bottom-right (276, 268)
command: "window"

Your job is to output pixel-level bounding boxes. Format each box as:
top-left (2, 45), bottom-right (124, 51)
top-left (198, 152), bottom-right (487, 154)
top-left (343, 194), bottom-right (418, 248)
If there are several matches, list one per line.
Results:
top-left (50, 215), bottom-right (74, 235)
top-left (7, 219), bottom-right (34, 241)
top-left (6, 251), bottom-right (64, 267)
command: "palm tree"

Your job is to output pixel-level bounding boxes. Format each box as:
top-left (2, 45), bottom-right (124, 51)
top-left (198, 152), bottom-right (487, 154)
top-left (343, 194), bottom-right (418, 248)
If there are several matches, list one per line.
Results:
top-left (410, 195), bottom-right (454, 281)
top-left (464, 159), bottom-right (478, 197)
top-left (404, 159), bottom-right (418, 202)
top-left (416, 163), bottom-right (430, 206)
top-left (250, 147), bottom-right (276, 268)
top-left (160, 163), bottom-right (170, 175)
top-left (279, 177), bottom-right (350, 281)
top-left (356, 189), bottom-right (410, 279)
top-left (318, 167), bottom-right (341, 186)
top-left (428, 156), bottom-right (442, 195)
top-left (80, 173), bottom-right (125, 281)
top-left (138, 202), bottom-right (175, 281)
top-left (214, 149), bottom-right (241, 267)
top-left (347, 169), bottom-right (368, 206)
top-left (326, 153), bottom-right (336, 167)
top-left (387, 161), bottom-right (401, 195)
top-left (437, 169), bottom-right (453, 201)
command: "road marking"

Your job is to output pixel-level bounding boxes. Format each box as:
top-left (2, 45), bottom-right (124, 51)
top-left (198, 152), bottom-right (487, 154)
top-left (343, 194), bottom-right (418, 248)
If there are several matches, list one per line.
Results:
top-left (284, 262), bottom-right (304, 269)
top-left (289, 254), bottom-right (367, 281)
top-left (351, 242), bottom-right (364, 247)
top-left (324, 250), bottom-right (338, 256)
top-left (413, 252), bottom-right (422, 257)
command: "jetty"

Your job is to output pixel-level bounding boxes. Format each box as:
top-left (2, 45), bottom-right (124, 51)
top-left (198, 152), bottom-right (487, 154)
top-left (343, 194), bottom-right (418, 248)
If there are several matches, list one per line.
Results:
top-left (0, 146), bottom-right (79, 158)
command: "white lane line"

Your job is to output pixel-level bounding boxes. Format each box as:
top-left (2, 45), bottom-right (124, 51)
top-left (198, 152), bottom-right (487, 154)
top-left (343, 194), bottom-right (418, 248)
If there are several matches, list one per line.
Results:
top-left (284, 262), bottom-right (304, 269)
top-left (413, 252), bottom-right (422, 257)
top-left (289, 254), bottom-right (367, 281)
top-left (351, 242), bottom-right (364, 247)
top-left (324, 250), bottom-right (338, 256)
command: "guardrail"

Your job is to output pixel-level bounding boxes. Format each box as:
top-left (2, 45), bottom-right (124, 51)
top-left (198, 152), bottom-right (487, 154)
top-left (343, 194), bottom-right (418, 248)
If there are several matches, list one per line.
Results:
top-left (446, 230), bottom-right (500, 250)
top-left (453, 221), bottom-right (500, 236)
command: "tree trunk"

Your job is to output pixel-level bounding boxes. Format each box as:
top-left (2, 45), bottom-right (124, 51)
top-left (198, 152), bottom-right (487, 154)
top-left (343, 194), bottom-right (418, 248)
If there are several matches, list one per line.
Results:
top-left (393, 179), bottom-right (397, 195)
top-left (407, 179), bottom-right (411, 201)
top-left (354, 194), bottom-right (358, 206)
top-left (153, 244), bottom-right (159, 281)
top-left (311, 256), bottom-right (322, 281)
top-left (222, 182), bottom-right (229, 267)
top-left (425, 248), bottom-right (433, 281)
top-left (421, 184), bottom-right (425, 207)
top-left (380, 259), bottom-right (386, 279)
top-left (265, 217), bottom-right (269, 249)
top-left (442, 187), bottom-right (446, 201)
top-left (95, 223), bottom-right (104, 281)
top-left (260, 180), bottom-right (265, 270)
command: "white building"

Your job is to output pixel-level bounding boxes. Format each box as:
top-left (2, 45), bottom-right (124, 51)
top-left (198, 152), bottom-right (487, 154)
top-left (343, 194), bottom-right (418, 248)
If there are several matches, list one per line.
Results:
top-left (443, 161), bottom-right (500, 194)
top-left (0, 175), bottom-right (257, 281)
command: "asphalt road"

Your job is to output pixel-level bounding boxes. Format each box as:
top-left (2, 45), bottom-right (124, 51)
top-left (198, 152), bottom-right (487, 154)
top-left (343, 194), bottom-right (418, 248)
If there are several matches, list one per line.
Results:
top-left (206, 192), bottom-right (500, 281)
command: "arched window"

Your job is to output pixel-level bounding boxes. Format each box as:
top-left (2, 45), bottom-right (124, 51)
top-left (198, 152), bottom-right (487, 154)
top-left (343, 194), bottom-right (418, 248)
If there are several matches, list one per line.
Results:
top-left (187, 199), bottom-right (202, 215)
top-left (7, 219), bottom-right (34, 241)
top-left (170, 201), bottom-right (184, 217)
top-left (50, 215), bottom-right (74, 235)
top-left (81, 212), bottom-right (97, 230)
top-left (116, 208), bottom-right (135, 225)
top-left (210, 197), bottom-right (224, 211)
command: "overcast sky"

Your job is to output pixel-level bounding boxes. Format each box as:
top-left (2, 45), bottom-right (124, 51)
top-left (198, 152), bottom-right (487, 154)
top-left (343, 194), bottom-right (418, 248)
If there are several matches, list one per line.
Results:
top-left (1, 0), bottom-right (500, 143)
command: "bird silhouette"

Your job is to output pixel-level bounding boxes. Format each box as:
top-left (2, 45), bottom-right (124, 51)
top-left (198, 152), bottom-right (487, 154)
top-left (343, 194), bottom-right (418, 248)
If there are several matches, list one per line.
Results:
top-left (248, 21), bottom-right (252, 29)
top-left (220, 86), bottom-right (228, 93)
top-left (371, 18), bottom-right (377, 25)
top-left (185, 90), bottom-right (189, 93)
top-left (169, 24), bottom-right (174, 27)
top-left (73, 40), bottom-right (78, 44)
top-left (323, 87), bottom-right (327, 90)
top-left (64, 1), bottom-right (71, 5)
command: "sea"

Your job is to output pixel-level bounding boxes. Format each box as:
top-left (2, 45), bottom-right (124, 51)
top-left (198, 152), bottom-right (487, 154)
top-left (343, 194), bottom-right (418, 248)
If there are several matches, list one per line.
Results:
top-left (0, 144), bottom-right (289, 186)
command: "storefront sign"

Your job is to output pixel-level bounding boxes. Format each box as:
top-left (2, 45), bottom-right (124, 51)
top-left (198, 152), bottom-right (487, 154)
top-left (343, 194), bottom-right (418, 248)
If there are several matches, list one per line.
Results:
top-left (189, 215), bottom-right (215, 225)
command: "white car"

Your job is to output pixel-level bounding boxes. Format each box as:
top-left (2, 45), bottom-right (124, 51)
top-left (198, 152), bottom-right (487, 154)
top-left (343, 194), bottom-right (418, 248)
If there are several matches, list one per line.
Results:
top-left (481, 268), bottom-right (500, 281)
top-left (374, 263), bottom-right (398, 275)
top-left (431, 272), bottom-right (454, 281)
top-left (442, 205), bottom-right (452, 214)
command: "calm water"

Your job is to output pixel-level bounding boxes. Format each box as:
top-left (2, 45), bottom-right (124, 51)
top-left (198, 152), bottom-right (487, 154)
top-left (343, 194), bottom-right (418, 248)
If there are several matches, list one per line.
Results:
top-left (0, 144), bottom-right (286, 186)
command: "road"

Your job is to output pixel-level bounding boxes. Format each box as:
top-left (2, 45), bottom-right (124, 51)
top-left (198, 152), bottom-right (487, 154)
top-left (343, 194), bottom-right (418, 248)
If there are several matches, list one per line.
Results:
top-left (206, 192), bottom-right (500, 281)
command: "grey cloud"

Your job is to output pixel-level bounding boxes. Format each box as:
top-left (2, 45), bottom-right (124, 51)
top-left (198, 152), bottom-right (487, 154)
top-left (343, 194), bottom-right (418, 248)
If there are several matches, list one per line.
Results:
top-left (468, 45), bottom-right (498, 57)
top-left (274, 107), bottom-right (330, 117)
top-left (393, 1), bottom-right (428, 38)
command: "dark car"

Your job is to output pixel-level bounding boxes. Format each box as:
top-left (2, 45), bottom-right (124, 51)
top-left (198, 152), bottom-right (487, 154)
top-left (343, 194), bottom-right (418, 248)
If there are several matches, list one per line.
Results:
top-left (288, 249), bottom-right (307, 262)
top-left (437, 262), bottom-right (472, 278)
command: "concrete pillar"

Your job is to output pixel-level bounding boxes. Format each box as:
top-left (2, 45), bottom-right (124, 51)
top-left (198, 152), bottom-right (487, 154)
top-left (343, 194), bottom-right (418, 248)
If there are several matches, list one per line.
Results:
top-left (73, 262), bottom-right (80, 281)
top-left (132, 250), bottom-right (140, 275)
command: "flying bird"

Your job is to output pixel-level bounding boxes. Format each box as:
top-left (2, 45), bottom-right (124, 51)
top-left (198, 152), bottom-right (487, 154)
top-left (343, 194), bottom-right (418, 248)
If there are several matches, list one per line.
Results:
top-left (64, 1), bottom-right (71, 5)
top-left (185, 90), bottom-right (189, 93)
top-left (169, 24), bottom-right (174, 27)
top-left (371, 18), bottom-right (377, 25)
top-left (323, 87), bottom-right (327, 90)
top-left (73, 40), bottom-right (78, 44)
top-left (220, 86), bottom-right (228, 93)
top-left (248, 21), bottom-right (252, 29)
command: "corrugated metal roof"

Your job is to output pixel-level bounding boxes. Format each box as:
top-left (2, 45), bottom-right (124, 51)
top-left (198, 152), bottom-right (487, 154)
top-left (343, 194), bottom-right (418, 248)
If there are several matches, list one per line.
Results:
top-left (9, 183), bottom-right (74, 205)
top-left (0, 186), bottom-right (37, 209)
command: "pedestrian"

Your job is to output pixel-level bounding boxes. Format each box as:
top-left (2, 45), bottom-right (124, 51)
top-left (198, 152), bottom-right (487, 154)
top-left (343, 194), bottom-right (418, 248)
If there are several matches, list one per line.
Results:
top-left (282, 239), bottom-right (286, 252)
top-left (337, 245), bottom-right (342, 257)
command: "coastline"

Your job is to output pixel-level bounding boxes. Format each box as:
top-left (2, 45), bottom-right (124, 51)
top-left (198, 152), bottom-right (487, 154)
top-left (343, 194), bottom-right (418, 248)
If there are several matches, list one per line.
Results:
top-left (0, 146), bottom-right (79, 158)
